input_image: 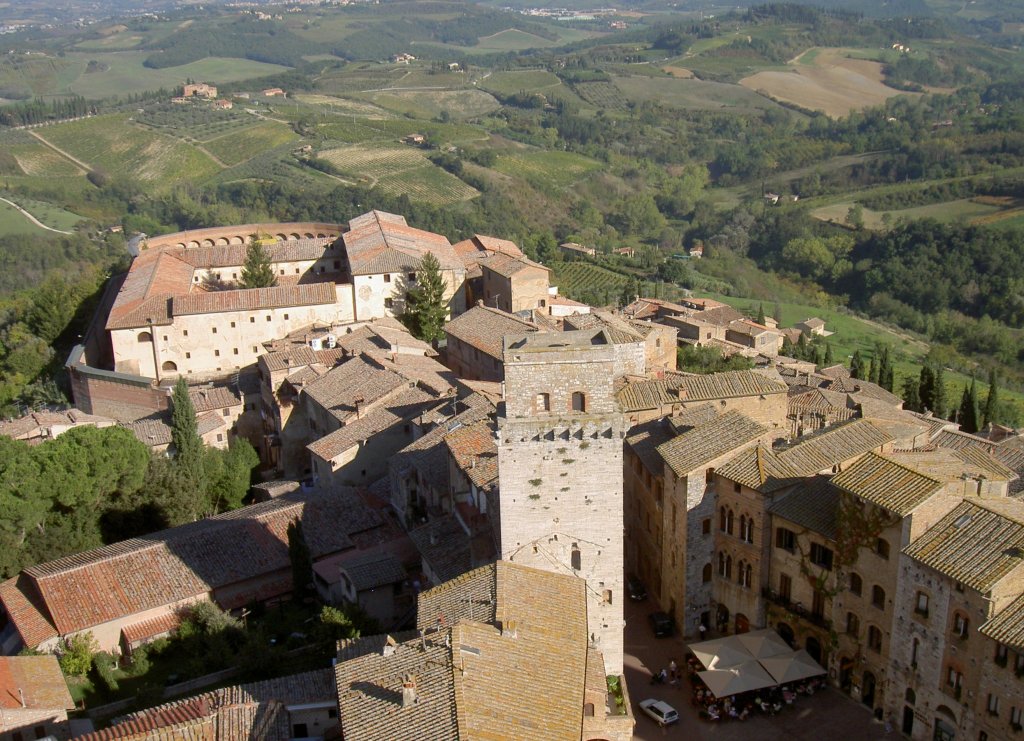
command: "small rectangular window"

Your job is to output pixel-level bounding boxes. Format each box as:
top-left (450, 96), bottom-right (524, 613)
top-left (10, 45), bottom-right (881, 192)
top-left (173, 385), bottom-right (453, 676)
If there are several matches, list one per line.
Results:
top-left (250, 317), bottom-right (256, 323)
top-left (223, 409), bottom-right (230, 416)
top-left (252, 346), bottom-right (258, 353)
top-left (233, 348), bottom-right (239, 355)
top-left (216, 433), bottom-right (224, 442)
top-left (185, 352), bottom-right (191, 359)
top-left (163, 335), bottom-right (168, 341)
top-left (183, 329), bottom-right (189, 337)
top-left (230, 321), bottom-right (236, 328)
top-left (212, 327), bottom-right (217, 334)
top-left (384, 274), bottom-right (391, 283)
top-left (284, 313), bottom-right (289, 320)
top-left (266, 315), bottom-right (271, 322)
top-left (214, 350), bottom-right (220, 357)
top-left (915, 591), bottom-right (929, 616)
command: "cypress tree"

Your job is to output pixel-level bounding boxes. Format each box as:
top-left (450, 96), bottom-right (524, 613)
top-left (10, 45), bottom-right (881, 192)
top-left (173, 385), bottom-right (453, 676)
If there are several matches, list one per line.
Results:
top-left (796, 333), bottom-right (808, 360)
top-left (756, 303), bottom-right (766, 325)
top-left (824, 342), bottom-right (834, 366)
top-left (934, 367), bottom-right (948, 420)
top-left (287, 519), bottom-right (313, 602)
top-left (919, 365), bottom-right (935, 413)
top-left (983, 368), bottom-right (999, 429)
top-left (867, 356), bottom-right (877, 385)
top-left (850, 350), bottom-right (864, 379)
top-left (901, 374), bottom-right (921, 412)
top-left (773, 302), bottom-right (782, 325)
top-left (171, 378), bottom-right (207, 518)
top-left (958, 377), bottom-right (980, 433)
top-left (878, 346), bottom-right (893, 391)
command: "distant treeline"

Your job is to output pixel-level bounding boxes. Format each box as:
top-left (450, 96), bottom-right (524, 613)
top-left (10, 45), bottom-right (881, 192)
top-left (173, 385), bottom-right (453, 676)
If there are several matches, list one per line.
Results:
top-left (0, 96), bottom-right (93, 127)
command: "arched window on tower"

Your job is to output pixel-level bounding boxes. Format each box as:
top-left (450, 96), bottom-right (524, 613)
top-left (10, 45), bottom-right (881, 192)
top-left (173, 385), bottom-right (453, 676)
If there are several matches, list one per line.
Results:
top-left (571, 391), bottom-right (587, 412)
top-left (571, 544), bottom-right (581, 571)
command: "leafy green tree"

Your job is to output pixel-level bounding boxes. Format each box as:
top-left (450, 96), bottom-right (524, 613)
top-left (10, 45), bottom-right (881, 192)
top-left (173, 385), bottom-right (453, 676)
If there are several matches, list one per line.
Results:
top-left (983, 368), bottom-right (999, 428)
top-left (240, 240), bottom-right (277, 289)
top-left (402, 252), bottom-right (448, 342)
top-left (205, 439), bottom-right (258, 514)
top-left (846, 203), bottom-right (864, 230)
top-left (59, 633), bottom-right (98, 677)
top-left (317, 605), bottom-right (360, 644)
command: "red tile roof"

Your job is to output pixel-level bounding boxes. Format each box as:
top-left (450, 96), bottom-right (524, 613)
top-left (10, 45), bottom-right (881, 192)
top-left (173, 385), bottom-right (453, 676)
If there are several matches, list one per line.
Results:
top-left (171, 282), bottom-right (337, 316)
top-left (343, 211), bottom-right (462, 275)
top-left (106, 251), bottom-right (196, 329)
top-left (0, 656), bottom-right (73, 710)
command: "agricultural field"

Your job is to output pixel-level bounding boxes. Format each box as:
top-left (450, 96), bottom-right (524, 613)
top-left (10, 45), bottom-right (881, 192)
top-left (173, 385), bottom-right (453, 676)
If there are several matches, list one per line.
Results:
top-left (0, 194), bottom-right (85, 236)
top-left (0, 51), bottom-right (291, 102)
top-left (740, 48), bottom-right (918, 117)
top-left (610, 74), bottom-right (784, 114)
top-left (35, 114), bottom-right (221, 187)
top-left (363, 89), bottom-right (500, 120)
top-left (316, 66), bottom-right (410, 96)
top-left (810, 198), bottom-right (1006, 229)
top-left (552, 261), bottom-right (630, 300)
top-left (317, 143), bottom-right (478, 205)
top-left (477, 70), bottom-right (562, 96)
top-left (5, 141), bottom-right (84, 177)
top-left (492, 150), bottom-right (602, 191)
top-left (573, 81), bottom-right (629, 111)
top-left (134, 104), bottom-right (259, 142)
top-left (202, 122), bottom-right (299, 167)
top-left (207, 144), bottom-right (332, 191)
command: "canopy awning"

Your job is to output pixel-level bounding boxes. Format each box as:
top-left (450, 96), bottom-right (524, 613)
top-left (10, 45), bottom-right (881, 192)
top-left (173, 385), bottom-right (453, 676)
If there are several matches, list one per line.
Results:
top-left (759, 649), bottom-right (827, 684)
top-left (698, 660), bottom-right (777, 698)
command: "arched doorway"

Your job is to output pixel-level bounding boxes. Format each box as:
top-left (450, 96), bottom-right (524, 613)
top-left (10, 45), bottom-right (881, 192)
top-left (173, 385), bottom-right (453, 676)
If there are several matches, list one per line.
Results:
top-left (902, 706), bottom-right (914, 735)
top-left (806, 636), bottom-right (822, 664)
top-left (735, 613), bottom-right (750, 634)
top-left (776, 622), bottom-right (795, 647)
top-left (861, 671), bottom-right (876, 707)
top-left (934, 706), bottom-right (957, 741)
top-left (838, 656), bottom-right (854, 692)
top-left (716, 604), bottom-right (730, 633)
top-left (161, 360), bottom-right (177, 372)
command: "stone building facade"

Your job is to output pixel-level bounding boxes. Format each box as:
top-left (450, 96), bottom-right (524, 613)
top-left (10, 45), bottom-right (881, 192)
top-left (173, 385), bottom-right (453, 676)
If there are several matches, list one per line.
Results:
top-left (497, 330), bottom-right (626, 674)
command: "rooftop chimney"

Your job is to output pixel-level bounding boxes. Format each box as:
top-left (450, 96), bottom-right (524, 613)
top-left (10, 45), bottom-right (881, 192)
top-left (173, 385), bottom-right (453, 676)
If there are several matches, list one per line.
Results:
top-left (501, 619), bottom-right (517, 638)
top-left (677, 385), bottom-right (688, 400)
top-left (383, 634), bottom-right (397, 657)
top-left (401, 674), bottom-right (418, 707)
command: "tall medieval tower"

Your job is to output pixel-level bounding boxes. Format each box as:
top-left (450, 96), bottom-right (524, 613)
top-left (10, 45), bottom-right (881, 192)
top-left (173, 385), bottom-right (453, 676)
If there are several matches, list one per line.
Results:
top-left (497, 330), bottom-right (625, 674)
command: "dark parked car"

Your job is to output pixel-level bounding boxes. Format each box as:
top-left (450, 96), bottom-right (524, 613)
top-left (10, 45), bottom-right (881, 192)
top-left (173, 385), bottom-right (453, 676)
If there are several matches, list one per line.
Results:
top-left (649, 611), bottom-right (674, 637)
top-left (627, 575), bottom-right (647, 601)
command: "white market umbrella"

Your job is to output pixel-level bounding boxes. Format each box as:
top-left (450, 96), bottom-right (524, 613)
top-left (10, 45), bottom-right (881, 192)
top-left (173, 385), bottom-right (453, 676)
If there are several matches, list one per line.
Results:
top-left (689, 637), bottom-right (754, 670)
top-left (759, 649), bottom-right (827, 685)
top-left (734, 628), bottom-right (793, 659)
top-left (698, 660), bottom-right (777, 698)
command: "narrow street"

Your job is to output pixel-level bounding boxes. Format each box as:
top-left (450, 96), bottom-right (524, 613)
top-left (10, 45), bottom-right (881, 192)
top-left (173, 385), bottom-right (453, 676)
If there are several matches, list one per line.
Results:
top-left (622, 596), bottom-right (890, 740)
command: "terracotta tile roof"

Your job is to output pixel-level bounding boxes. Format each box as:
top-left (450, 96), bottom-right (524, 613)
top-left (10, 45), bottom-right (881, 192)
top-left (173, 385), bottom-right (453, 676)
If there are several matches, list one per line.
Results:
top-left (390, 394), bottom-right (496, 495)
top-left (172, 282), bottom-right (337, 316)
top-left (477, 251), bottom-right (549, 278)
top-left (261, 344), bottom-right (319, 373)
top-left (776, 419), bottom-right (893, 476)
top-left (122, 411), bottom-right (224, 448)
top-left (172, 238), bottom-right (336, 269)
top-left (716, 444), bottom-right (801, 493)
top-left (830, 451), bottom-right (943, 516)
top-left (818, 364), bottom-right (851, 379)
top-left (909, 411), bottom-right (954, 438)
top-left (79, 669), bottom-right (335, 741)
top-left (337, 551), bottom-right (406, 591)
top-left (444, 419), bottom-right (498, 491)
top-left (362, 350), bottom-right (456, 397)
top-left (903, 499), bottom-right (1024, 591)
top-left (563, 310), bottom-right (645, 345)
top-left (0, 575), bottom-right (58, 648)
top-left (187, 386), bottom-right (241, 413)
top-left (408, 516), bottom-right (472, 585)
top-left (444, 305), bottom-right (538, 359)
top-left (0, 656), bottom-right (73, 710)
top-left (666, 403), bottom-right (719, 434)
top-left (788, 388), bottom-right (855, 415)
top-left (625, 418), bottom-right (675, 474)
top-left (886, 447), bottom-right (1016, 485)
top-left (307, 386), bottom-right (437, 460)
top-left (617, 370), bottom-right (787, 412)
top-left (951, 446), bottom-right (1018, 481)
top-left (0, 409), bottom-right (115, 440)
top-left (338, 562), bottom-right (588, 741)
top-left (825, 377), bottom-right (903, 406)
top-left (981, 592), bottom-right (1024, 650)
top-left (932, 428), bottom-right (996, 452)
top-left (2, 491), bottom-right (379, 643)
top-left (657, 411), bottom-right (769, 476)
top-left (106, 251), bottom-right (196, 329)
top-left (303, 355), bottom-right (407, 423)
top-left (343, 210), bottom-right (462, 275)
top-left (120, 612), bottom-right (182, 647)
top-left (769, 477), bottom-right (841, 540)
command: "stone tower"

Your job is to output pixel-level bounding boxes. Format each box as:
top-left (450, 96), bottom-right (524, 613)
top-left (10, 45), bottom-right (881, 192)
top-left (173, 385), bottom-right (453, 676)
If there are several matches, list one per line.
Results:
top-left (497, 329), bottom-right (625, 674)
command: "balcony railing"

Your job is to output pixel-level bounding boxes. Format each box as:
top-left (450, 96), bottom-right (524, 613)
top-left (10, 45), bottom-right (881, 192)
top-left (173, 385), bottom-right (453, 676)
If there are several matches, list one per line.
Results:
top-left (762, 588), bottom-right (832, 630)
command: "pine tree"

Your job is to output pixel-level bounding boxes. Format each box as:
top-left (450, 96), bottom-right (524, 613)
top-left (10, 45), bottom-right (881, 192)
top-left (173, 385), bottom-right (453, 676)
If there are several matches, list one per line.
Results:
top-left (824, 342), bottom-right (834, 366)
top-left (402, 252), bottom-right (448, 342)
top-left (850, 350), bottom-right (864, 379)
top-left (867, 356), bottom-right (877, 385)
top-left (240, 239), bottom-right (277, 289)
top-left (878, 346), bottom-right (892, 391)
top-left (983, 368), bottom-right (999, 429)
top-left (958, 377), bottom-right (980, 433)
top-left (288, 518), bottom-right (313, 602)
top-left (756, 303), bottom-right (766, 325)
